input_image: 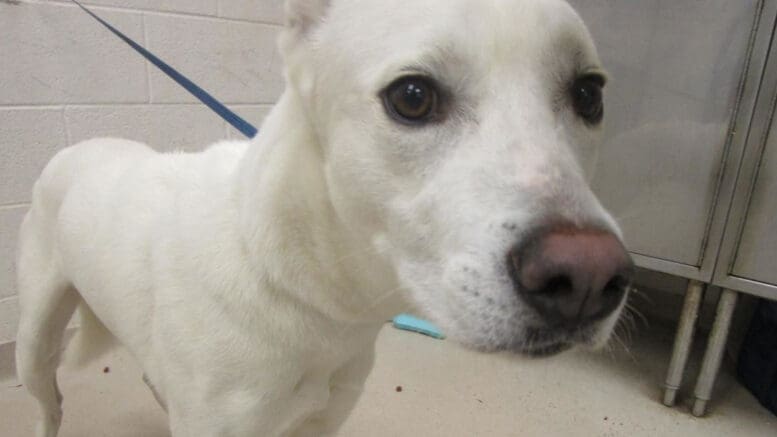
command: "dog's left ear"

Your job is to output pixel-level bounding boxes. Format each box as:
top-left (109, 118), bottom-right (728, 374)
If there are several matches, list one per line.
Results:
top-left (283, 0), bottom-right (331, 41)
top-left (280, 0), bottom-right (332, 99)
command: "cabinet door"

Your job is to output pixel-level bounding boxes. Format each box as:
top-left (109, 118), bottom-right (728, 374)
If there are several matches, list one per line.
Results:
top-left (731, 133), bottom-right (777, 293)
top-left (714, 40), bottom-right (777, 299)
top-left (567, 0), bottom-right (768, 279)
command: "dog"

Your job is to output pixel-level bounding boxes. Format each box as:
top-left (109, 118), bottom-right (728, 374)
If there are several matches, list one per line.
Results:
top-left (15, 0), bottom-right (634, 435)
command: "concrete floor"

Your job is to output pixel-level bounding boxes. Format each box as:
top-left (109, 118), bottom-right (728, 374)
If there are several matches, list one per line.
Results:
top-left (1, 323), bottom-right (775, 436)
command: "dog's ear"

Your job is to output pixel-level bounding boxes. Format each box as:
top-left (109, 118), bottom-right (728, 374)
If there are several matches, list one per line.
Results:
top-left (284, 0), bottom-right (331, 38)
top-left (280, 0), bottom-right (332, 97)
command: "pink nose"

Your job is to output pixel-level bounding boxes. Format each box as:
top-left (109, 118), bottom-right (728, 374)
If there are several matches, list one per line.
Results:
top-left (509, 225), bottom-right (633, 327)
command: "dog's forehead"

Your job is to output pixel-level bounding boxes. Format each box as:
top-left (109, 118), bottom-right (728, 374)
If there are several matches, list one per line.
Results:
top-left (320, 0), bottom-right (599, 79)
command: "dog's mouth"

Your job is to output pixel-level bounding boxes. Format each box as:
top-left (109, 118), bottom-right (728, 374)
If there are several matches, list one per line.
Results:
top-left (499, 322), bottom-right (600, 357)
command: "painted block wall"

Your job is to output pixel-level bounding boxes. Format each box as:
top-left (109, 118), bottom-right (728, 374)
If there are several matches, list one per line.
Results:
top-left (0, 0), bottom-right (285, 343)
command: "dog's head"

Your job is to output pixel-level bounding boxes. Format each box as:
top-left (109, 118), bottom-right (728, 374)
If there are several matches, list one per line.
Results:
top-left (280, 0), bottom-right (633, 356)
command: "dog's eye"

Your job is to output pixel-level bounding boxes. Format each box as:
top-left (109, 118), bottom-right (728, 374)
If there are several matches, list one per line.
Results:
top-left (383, 76), bottom-right (438, 124)
top-left (571, 75), bottom-right (605, 124)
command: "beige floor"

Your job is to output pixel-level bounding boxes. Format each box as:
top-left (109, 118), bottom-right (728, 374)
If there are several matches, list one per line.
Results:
top-left (1, 322), bottom-right (775, 436)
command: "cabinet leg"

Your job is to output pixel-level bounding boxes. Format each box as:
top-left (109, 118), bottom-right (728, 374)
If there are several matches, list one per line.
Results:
top-left (663, 280), bottom-right (705, 407)
top-left (692, 289), bottom-right (738, 417)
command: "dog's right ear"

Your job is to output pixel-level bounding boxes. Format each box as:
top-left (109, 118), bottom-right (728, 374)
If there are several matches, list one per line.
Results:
top-left (283, 0), bottom-right (331, 41)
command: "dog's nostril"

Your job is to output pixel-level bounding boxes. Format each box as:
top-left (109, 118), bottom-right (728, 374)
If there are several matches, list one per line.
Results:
top-left (539, 275), bottom-right (573, 296)
top-left (602, 274), bottom-right (628, 297)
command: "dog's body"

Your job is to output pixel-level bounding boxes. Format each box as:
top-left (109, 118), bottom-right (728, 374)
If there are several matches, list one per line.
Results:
top-left (17, 129), bottom-right (389, 436)
top-left (16, 1), bottom-right (633, 436)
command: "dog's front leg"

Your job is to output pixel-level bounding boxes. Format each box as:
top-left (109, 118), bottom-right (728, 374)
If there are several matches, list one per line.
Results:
top-left (292, 347), bottom-right (376, 437)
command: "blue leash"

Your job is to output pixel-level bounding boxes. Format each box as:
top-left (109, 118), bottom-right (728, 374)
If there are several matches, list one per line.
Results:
top-left (70, 0), bottom-right (258, 139)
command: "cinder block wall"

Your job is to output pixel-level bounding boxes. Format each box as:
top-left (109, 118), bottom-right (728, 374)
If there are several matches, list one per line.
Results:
top-left (0, 0), bottom-right (285, 344)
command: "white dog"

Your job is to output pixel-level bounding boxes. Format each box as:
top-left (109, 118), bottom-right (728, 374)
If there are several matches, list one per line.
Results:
top-left (16, 0), bottom-right (634, 435)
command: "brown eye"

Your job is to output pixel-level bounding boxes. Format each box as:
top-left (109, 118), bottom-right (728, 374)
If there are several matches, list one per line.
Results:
top-left (383, 76), bottom-right (438, 124)
top-left (571, 74), bottom-right (605, 124)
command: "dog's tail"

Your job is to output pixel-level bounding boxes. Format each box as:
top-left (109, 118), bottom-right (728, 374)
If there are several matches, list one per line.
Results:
top-left (63, 301), bottom-right (116, 367)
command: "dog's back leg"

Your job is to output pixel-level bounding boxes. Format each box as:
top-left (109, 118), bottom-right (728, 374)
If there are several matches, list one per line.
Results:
top-left (15, 201), bottom-right (79, 437)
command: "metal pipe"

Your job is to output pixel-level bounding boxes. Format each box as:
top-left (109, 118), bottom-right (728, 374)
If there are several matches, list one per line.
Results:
top-left (692, 289), bottom-right (739, 417)
top-left (663, 280), bottom-right (705, 407)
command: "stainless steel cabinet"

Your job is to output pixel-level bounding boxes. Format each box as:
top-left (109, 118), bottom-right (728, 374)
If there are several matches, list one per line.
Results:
top-left (714, 28), bottom-right (777, 300)
top-left (568, 0), bottom-right (777, 418)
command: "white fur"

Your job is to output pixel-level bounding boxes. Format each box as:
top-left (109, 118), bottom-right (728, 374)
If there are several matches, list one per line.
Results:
top-left (15, 1), bottom-right (626, 435)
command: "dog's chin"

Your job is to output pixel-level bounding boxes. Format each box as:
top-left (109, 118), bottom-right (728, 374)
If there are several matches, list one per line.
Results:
top-left (454, 332), bottom-right (583, 358)
top-left (475, 323), bottom-right (609, 358)
top-left (513, 341), bottom-right (573, 358)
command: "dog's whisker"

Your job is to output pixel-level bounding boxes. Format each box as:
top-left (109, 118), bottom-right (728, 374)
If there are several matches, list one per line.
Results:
top-left (619, 317), bottom-right (635, 345)
top-left (619, 310), bottom-right (637, 333)
top-left (624, 303), bottom-right (649, 328)
top-left (601, 336), bottom-right (619, 362)
top-left (610, 330), bottom-right (636, 363)
top-left (628, 287), bottom-right (652, 303)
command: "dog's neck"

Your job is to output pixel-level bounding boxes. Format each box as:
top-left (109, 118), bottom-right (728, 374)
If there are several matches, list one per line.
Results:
top-left (235, 88), bottom-right (407, 325)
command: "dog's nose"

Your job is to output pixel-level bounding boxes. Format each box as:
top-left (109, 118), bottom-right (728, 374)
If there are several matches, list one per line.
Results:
top-left (509, 225), bottom-right (633, 327)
